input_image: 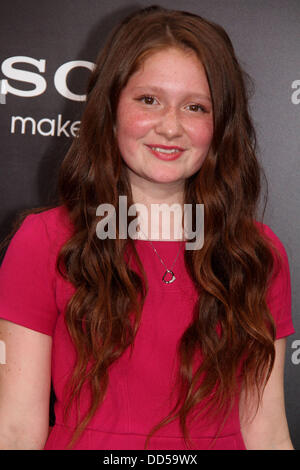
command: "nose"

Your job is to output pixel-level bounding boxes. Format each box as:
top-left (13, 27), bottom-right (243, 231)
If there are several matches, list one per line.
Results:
top-left (154, 106), bottom-right (183, 139)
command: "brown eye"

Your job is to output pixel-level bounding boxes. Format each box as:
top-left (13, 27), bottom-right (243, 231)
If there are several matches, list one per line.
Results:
top-left (187, 104), bottom-right (206, 113)
top-left (143, 96), bottom-right (154, 104)
top-left (137, 95), bottom-right (157, 105)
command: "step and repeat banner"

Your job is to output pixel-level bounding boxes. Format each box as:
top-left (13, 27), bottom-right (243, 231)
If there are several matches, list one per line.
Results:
top-left (1, 0), bottom-right (299, 448)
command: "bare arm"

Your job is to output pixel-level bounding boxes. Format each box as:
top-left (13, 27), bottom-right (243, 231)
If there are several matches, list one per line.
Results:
top-left (0, 319), bottom-right (52, 449)
top-left (239, 337), bottom-right (294, 450)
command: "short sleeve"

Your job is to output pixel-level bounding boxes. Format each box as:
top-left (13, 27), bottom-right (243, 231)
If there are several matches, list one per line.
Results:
top-left (262, 225), bottom-right (295, 340)
top-left (0, 213), bottom-right (59, 336)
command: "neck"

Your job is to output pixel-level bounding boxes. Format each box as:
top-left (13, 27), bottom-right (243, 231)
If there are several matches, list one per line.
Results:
top-left (130, 181), bottom-right (186, 241)
top-left (130, 176), bottom-right (185, 207)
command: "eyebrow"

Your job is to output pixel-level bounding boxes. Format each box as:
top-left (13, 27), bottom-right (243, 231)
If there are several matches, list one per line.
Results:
top-left (132, 85), bottom-right (212, 102)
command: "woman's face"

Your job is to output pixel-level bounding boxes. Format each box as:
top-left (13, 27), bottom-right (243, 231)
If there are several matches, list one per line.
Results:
top-left (115, 47), bottom-right (213, 192)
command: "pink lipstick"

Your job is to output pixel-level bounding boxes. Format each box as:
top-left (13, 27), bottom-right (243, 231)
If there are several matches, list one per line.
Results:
top-left (145, 144), bottom-right (185, 161)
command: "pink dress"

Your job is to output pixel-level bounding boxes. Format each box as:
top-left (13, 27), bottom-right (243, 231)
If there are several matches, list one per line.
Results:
top-left (0, 206), bottom-right (295, 450)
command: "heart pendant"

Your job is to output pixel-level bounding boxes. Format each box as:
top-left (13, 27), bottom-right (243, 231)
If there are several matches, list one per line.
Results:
top-left (162, 269), bottom-right (176, 284)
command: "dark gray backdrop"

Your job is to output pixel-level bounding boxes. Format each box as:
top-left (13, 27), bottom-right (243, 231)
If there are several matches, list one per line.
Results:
top-left (1, 0), bottom-right (299, 448)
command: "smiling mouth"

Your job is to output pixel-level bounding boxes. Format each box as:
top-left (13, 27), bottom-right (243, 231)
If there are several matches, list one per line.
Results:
top-left (146, 144), bottom-right (185, 154)
top-left (145, 144), bottom-right (185, 161)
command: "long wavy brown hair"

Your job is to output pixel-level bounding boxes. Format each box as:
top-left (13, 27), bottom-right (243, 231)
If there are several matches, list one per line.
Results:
top-left (1, 6), bottom-right (284, 449)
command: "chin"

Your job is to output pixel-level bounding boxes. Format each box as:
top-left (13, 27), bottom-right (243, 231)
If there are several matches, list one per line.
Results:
top-left (148, 170), bottom-right (184, 181)
top-left (150, 177), bottom-right (183, 184)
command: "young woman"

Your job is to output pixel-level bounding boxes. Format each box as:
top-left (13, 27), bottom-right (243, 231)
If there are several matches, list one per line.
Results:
top-left (0, 6), bottom-right (295, 450)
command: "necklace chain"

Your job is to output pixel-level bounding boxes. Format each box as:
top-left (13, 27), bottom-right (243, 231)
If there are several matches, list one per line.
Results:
top-left (137, 227), bottom-right (184, 284)
top-left (148, 239), bottom-right (182, 271)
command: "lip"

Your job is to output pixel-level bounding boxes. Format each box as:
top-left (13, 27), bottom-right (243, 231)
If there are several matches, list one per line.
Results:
top-left (145, 144), bottom-right (185, 161)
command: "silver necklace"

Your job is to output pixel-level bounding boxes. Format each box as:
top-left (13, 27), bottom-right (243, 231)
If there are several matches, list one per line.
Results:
top-left (137, 228), bottom-right (184, 284)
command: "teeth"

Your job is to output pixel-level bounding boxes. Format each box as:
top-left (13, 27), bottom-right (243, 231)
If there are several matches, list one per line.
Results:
top-left (151, 147), bottom-right (180, 154)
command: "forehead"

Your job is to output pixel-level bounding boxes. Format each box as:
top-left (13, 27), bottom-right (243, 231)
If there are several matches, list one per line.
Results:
top-left (124, 47), bottom-right (210, 95)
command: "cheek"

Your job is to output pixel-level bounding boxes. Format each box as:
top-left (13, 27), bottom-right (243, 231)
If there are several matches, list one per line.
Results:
top-left (116, 104), bottom-right (153, 142)
top-left (186, 121), bottom-right (213, 174)
top-left (188, 121), bottom-right (214, 149)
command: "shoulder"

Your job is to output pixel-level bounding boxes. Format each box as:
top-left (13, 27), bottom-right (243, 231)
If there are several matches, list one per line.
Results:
top-left (18, 205), bottom-right (74, 252)
top-left (0, 206), bottom-right (73, 336)
top-left (27, 205), bottom-right (74, 236)
top-left (254, 220), bottom-right (289, 270)
top-left (254, 220), bottom-right (287, 252)
top-left (254, 221), bottom-right (294, 337)
top-left (1, 205), bottom-right (75, 274)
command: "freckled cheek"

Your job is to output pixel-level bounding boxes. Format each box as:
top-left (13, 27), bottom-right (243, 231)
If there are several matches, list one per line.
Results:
top-left (188, 122), bottom-right (214, 149)
top-left (117, 108), bottom-right (154, 140)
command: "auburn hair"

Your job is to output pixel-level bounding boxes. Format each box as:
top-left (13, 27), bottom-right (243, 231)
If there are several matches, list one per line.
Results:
top-left (1, 5), bottom-right (283, 449)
